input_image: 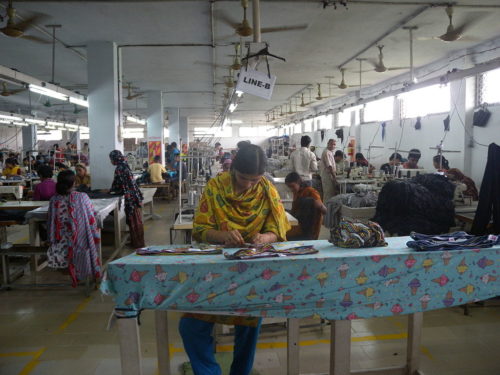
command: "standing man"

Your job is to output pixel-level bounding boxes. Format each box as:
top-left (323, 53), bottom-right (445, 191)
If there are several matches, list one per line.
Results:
top-left (291, 135), bottom-right (318, 187)
top-left (320, 139), bottom-right (338, 201)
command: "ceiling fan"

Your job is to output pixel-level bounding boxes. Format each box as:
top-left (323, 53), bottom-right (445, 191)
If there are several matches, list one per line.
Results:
top-left (0, 82), bottom-right (25, 96)
top-left (419, 5), bottom-right (483, 43)
top-left (0, 0), bottom-right (49, 43)
top-left (336, 69), bottom-right (358, 90)
top-left (124, 83), bottom-right (143, 100)
top-left (218, 0), bottom-right (308, 38)
top-left (299, 89), bottom-right (314, 107)
top-left (366, 45), bottom-right (408, 73)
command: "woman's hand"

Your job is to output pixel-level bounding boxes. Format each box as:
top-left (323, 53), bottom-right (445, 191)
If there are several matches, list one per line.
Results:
top-left (252, 232), bottom-right (277, 245)
top-left (220, 230), bottom-right (245, 247)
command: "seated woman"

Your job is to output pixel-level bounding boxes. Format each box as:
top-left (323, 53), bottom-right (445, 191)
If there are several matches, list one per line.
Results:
top-left (33, 165), bottom-right (56, 201)
top-left (75, 164), bottom-right (91, 191)
top-left (446, 168), bottom-right (479, 201)
top-left (180, 145), bottom-right (290, 375)
top-left (353, 153), bottom-right (375, 173)
top-left (285, 172), bottom-right (326, 240)
top-left (380, 153), bottom-right (402, 175)
top-left (47, 170), bottom-right (100, 287)
top-left (2, 158), bottom-right (22, 178)
top-left (433, 155), bottom-right (450, 172)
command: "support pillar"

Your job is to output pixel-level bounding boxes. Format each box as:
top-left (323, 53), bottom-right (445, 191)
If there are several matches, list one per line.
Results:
top-left (179, 116), bottom-right (189, 151)
top-left (166, 108), bottom-right (180, 145)
top-left (147, 91), bottom-right (165, 164)
top-left (22, 125), bottom-right (37, 155)
top-left (87, 41), bottom-right (123, 189)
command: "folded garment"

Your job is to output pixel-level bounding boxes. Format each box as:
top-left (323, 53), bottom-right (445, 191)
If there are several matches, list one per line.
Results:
top-left (224, 245), bottom-right (317, 260)
top-left (330, 219), bottom-right (387, 248)
top-left (136, 246), bottom-right (222, 256)
top-left (406, 231), bottom-right (500, 251)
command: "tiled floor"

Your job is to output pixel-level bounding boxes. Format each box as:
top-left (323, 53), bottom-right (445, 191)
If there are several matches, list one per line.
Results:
top-left (1, 200), bottom-right (499, 375)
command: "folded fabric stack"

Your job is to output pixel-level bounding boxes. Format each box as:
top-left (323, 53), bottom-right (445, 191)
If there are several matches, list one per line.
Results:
top-left (330, 219), bottom-right (387, 248)
top-left (406, 231), bottom-right (500, 251)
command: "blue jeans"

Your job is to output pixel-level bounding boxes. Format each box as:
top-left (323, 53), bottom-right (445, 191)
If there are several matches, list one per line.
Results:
top-left (179, 317), bottom-right (261, 375)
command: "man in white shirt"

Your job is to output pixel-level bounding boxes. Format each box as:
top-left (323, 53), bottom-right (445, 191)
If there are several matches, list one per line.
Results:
top-left (291, 135), bottom-right (318, 186)
top-left (320, 139), bottom-right (338, 201)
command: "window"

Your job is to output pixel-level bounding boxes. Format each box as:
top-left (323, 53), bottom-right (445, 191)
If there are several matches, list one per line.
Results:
top-left (400, 84), bottom-right (450, 118)
top-left (193, 126), bottom-right (232, 138)
top-left (338, 110), bottom-right (351, 127)
top-left (318, 114), bottom-right (332, 130)
top-left (303, 119), bottom-right (312, 132)
top-left (364, 97), bottom-right (394, 122)
top-left (239, 126), bottom-right (276, 137)
top-left (294, 122), bottom-right (302, 134)
top-left (37, 130), bottom-right (63, 141)
top-left (480, 67), bottom-right (500, 105)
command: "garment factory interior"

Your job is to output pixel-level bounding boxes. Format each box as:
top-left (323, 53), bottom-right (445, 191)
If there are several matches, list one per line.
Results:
top-left (0, 0), bottom-right (500, 375)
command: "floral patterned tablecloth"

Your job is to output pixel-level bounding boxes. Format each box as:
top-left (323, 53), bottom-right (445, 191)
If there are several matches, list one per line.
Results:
top-left (101, 237), bottom-right (499, 320)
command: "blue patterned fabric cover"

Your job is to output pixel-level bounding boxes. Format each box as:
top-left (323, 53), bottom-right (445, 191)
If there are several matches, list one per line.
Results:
top-left (101, 237), bottom-right (499, 320)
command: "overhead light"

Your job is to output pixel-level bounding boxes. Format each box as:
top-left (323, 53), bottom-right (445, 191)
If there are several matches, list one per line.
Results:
top-left (126, 115), bottom-right (146, 125)
top-left (229, 103), bottom-right (238, 113)
top-left (235, 90), bottom-right (243, 97)
top-left (25, 118), bottom-right (46, 125)
top-left (45, 125), bottom-right (57, 130)
top-left (29, 84), bottom-right (68, 102)
top-left (69, 97), bottom-right (89, 108)
top-left (47, 121), bottom-right (65, 127)
top-left (124, 127), bottom-right (144, 132)
top-left (13, 121), bottom-right (28, 127)
top-left (65, 124), bottom-right (80, 130)
top-left (0, 114), bottom-right (22, 121)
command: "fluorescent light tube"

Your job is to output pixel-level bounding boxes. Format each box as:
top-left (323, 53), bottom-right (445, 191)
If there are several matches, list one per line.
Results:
top-left (65, 124), bottom-right (79, 130)
top-left (47, 121), bottom-right (65, 127)
top-left (126, 116), bottom-right (146, 125)
top-left (13, 122), bottom-right (28, 127)
top-left (25, 118), bottom-right (46, 125)
top-left (229, 103), bottom-right (238, 113)
top-left (69, 97), bottom-right (89, 108)
top-left (0, 114), bottom-right (22, 121)
top-left (29, 84), bottom-right (68, 102)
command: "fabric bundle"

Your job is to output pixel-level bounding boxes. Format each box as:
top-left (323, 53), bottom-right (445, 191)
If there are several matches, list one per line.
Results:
top-left (407, 231), bottom-right (500, 251)
top-left (224, 244), bottom-right (317, 260)
top-left (373, 174), bottom-right (455, 236)
top-left (330, 219), bottom-right (387, 248)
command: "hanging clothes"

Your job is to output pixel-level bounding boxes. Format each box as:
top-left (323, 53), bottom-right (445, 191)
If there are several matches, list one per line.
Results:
top-left (109, 150), bottom-right (145, 248)
top-left (47, 191), bottom-right (101, 287)
top-left (471, 143), bottom-right (500, 235)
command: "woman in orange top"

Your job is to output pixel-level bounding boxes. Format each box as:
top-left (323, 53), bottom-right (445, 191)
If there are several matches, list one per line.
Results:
top-left (285, 172), bottom-right (326, 240)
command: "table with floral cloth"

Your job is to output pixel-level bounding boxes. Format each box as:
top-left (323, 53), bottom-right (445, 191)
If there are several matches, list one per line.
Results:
top-left (102, 237), bottom-right (499, 375)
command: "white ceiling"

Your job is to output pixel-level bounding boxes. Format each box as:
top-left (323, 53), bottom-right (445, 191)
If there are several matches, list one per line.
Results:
top-left (1, 0), bottom-right (500, 127)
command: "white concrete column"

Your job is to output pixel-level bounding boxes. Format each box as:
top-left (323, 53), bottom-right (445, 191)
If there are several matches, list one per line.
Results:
top-left (179, 116), bottom-right (189, 147)
top-left (87, 41), bottom-right (123, 189)
top-left (166, 108), bottom-right (180, 145)
top-left (22, 125), bottom-right (37, 154)
top-left (147, 91), bottom-right (165, 164)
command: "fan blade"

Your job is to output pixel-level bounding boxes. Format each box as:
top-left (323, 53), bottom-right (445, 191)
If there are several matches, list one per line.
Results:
top-left (126, 93), bottom-right (143, 100)
top-left (20, 34), bottom-right (51, 44)
top-left (215, 10), bottom-right (240, 30)
top-left (387, 67), bottom-right (409, 71)
top-left (15, 15), bottom-right (43, 32)
top-left (261, 24), bottom-right (308, 34)
top-left (366, 58), bottom-right (379, 69)
top-left (453, 11), bottom-right (486, 36)
top-left (8, 88), bottom-right (26, 95)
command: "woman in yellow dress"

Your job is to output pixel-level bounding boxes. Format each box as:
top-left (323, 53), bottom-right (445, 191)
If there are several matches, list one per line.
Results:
top-left (179, 144), bottom-right (290, 375)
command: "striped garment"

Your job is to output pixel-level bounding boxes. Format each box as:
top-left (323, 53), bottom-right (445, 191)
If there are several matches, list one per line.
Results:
top-left (47, 191), bottom-right (101, 287)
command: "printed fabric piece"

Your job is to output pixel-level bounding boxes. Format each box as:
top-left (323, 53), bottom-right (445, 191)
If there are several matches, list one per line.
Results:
top-left (224, 244), bottom-right (317, 260)
top-left (331, 219), bottom-right (387, 248)
top-left (101, 238), bottom-right (500, 322)
top-left (136, 246), bottom-right (223, 256)
top-left (192, 172), bottom-right (290, 243)
top-left (407, 231), bottom-right (500, 251)
top-left (47, 192), bottom-right (101, 287)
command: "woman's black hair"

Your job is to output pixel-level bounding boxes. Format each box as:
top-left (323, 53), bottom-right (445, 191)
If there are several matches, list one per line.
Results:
top-left (232, 144), bottom-right (267, 176)
top-left (237, 140), bottom-right (251, 149)
top-left (285, 172), bottom-right (302, 184)
top-left (389, 153), bottom-right (402, 161)
top-left (5, 157), bottom-right (17, 166)
top-left (55, 162), bottom-right (68, 169)
top-left (38, 165), bottom-right (53, 179)
top-left (355, 152), bottom-right (365, 160)
top-left (433, 155), bottom-right (450, 170)
top-left (56, 170), bottom-right (75, 195)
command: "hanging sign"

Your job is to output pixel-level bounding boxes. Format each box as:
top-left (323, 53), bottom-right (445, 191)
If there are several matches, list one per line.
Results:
top-left (235, 68), bottom-right (276, 100)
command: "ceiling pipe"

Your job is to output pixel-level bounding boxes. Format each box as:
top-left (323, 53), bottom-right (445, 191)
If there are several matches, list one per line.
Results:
top-left (252, 0), bottom-right (261, 43)
top-left (210, 0), bottom-right (217, 114)
top-left (338, 5), bottom-right (429, 69)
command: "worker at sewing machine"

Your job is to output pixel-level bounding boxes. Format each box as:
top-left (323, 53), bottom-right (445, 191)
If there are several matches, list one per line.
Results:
top-left (380, 153), bottom-right (402, 175)
top-left (182, 144), bottom-right (290, 375)
top-left (334, 150), bottom-right (350, 175)
top-left (432, 155), bottom-right (479, 201)
top-left (353, 153), bottom-right (375, 173)
top-left (403, 149), bottom-right (422, 169)
top-left (2, 158), bottom-right (22, 178)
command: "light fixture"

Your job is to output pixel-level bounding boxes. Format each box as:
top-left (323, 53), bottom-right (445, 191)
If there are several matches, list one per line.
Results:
top-left (229, 103), bottom-right (238, 113)
top-left (65, 124), bottom-right (80, 131)
top-left (126, 116), bottom-right (146, 125)
top-left (25, 118), bottom-right (46, 125)
top-left (124, 127), bottom-right (144, 132)
top-left (29, 84), bottom-right (68, 102)
top-left (47, 121), bottom-right (65, 127)
top-left (0, 114), bottom-right (22, 121)
top-left (69, 97), bottom-right (89, 108)
top-left (13, 122), bottom-right (28, 127)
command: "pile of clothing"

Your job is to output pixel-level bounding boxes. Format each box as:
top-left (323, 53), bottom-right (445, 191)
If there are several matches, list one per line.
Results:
top-left (373, 174), bottom-right (455, 236)
top-left (331, 219), bottom-right (387, 248)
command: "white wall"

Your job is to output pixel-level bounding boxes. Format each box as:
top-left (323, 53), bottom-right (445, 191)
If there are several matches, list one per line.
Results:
top-left (0, 126), bottom-right (23, 151)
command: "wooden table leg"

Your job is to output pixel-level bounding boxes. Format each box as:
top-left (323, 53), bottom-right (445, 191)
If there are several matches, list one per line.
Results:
top-left (28, 219), bottom-right (38, 246)
top-left (114, 203), bottom-right (121, 251)
top-left (117, 316), bottom-right (143, 375)
top-left (407, 312), bottom-right (423, 375)
top-left (287, 318), bottom-right (300, 375)
top-left (330, 320), bottom-right (351, 375)
top-left (155, 310), bottom-right (171, 375)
